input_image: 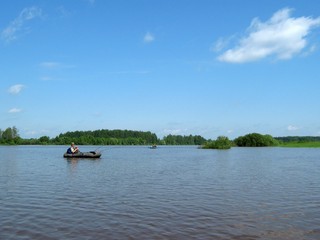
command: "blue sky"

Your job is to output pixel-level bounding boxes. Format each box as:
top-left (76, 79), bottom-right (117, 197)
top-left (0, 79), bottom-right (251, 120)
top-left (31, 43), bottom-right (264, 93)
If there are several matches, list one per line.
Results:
top-left (1, 0), bottom-right (320, 139)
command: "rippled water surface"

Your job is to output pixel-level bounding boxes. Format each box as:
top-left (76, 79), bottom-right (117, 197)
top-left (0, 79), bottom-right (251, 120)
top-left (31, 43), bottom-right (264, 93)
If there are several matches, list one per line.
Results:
top-left (1, 146), bottom-right (320, 239)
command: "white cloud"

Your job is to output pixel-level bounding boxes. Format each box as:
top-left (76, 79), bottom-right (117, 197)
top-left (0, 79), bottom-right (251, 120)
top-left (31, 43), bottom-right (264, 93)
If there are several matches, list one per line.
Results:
top-left (25, 130), bottom-right (37, 136)
top-left (218, 8), bottom-right (320, 63)
top-left (287, 125), bottom-right (299, 131)
top-left (144, 32), bottom-right (155, 43)
top-left (40, 62), bottom-right (61, 68)
top-left (23, 129), bottom-right (50, 137)
top-left (211, 36), bottom-right (233, 52)
top-left (1, 6), bottom-right (42, 42)
top-left (40, 76), bottom-right (54, 81)
top-left (39, 61), bottom-right (75, 81)
top-left (8, 84), bottom-right (24, 94)
top-left (39, 61), bottom-right (75, 70)
top-left (163, 129), bottom-right (184, 135)
top-left (9, 108), bottom-right (22, 113)
top-left (302, 44), bottom-right (318, 57)
top-left (211, 38), bottom-right (226, 52)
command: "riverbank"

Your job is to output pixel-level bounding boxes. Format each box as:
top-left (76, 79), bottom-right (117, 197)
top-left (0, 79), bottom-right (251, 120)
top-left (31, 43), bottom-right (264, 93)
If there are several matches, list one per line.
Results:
top-left (279, 141), bottom-right (320, 148)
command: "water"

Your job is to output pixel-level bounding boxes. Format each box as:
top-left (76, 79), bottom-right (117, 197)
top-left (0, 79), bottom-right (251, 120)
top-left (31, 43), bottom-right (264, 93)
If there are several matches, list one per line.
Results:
top-left (1, 146), bottom-right (319, 239)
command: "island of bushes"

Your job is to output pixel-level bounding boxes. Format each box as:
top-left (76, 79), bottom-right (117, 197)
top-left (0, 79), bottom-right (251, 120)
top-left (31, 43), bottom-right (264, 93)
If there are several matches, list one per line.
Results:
top-left (202, 133), bottom-right (279, 149)
top-left (1, 126), bottom-right (320, 149)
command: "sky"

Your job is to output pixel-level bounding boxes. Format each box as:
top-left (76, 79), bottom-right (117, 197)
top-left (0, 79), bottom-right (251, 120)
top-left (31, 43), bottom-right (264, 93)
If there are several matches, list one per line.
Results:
top-left (1, 0), bottom-right (320, 140)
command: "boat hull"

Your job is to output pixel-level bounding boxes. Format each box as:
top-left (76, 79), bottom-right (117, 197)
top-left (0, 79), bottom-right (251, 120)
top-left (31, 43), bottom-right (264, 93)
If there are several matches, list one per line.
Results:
top-left (63, 151), bottom-right (101, 158)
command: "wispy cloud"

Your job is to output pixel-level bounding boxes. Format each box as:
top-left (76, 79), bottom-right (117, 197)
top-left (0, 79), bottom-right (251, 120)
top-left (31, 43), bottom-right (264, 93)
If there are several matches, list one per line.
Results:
top-left (287, 125), bottom-right (299, 131)
top-left (40, 76), bottom-right (54, 81)
top-left (211, 36), bottom-right (234, 52)
top-left (217, 8), bottom-right (320, 63)
top-left (38, 61), bottom-right (75, 81)
top-left (1, 6), bottom-right (42, 42)
top-left (143, 32), bottom-right (155, 43)
top-left (40, 61), bottom-right (61, 69)
top-left (57, 6), bottom-right (71, 18)
top-left (8, 84), bottom-right (25, 94)
top-left (163, 128), bottom-right (187, 135)
top-left (85, 0), bottom-right (95, 5)
top-left (39, 61), bottom-right (75, 69)
top-left (107, 70), bottom-right (149, 75)
top-left (24, 129), bottom-right (50, 136)
top-left (9, 108), bottom-right (22, 113)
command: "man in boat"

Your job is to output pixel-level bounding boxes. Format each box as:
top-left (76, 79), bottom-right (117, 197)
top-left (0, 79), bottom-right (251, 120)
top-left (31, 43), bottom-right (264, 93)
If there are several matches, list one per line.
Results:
top-left (67, 142), bottom-right (79, 154)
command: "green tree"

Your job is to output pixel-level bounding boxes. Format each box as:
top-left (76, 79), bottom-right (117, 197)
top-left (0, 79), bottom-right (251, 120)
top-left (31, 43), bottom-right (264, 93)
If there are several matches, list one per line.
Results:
top-left (0, 126), bottom-right (21, 144)
top-left (54, 129), bottom-right (161, 145)
top-left (162, 134), bottom-right (206, 145)
top-left (39, 136), bottom-right (50, 144)
top-left (234, 133), bottom-right (279, 147)
top-left (203, 136), bottom-right (232, 149)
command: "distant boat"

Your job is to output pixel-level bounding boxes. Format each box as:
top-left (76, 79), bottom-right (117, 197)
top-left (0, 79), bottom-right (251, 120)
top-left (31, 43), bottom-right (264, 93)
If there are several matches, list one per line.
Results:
top-left (149, 145), bottom-right (157, 149)
top-left (63, 151), bottom-right (101, 158)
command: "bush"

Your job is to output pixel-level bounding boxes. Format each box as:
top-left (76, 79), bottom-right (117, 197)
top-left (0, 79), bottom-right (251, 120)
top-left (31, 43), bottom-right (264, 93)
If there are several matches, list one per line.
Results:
top-left (234, 133), bottom-right (279, 147)
top-left (203, 136), bottom-right (232, 149)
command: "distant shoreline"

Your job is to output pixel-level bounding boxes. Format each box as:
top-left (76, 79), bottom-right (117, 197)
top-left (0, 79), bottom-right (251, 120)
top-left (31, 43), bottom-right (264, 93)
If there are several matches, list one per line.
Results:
top-left (1, 127), bottom-right (320, 148)
top-left (1, 142), bottom-right (320, 148)
top-left (278, 142), bottom-right (320, 148)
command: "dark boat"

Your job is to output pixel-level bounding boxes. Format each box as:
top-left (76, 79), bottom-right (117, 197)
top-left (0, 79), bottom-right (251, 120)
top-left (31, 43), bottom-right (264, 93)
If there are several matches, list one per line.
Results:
top-left (63, 151), bottom-right (101, 158)
top-left (149, 145), bottom-right (157, 149)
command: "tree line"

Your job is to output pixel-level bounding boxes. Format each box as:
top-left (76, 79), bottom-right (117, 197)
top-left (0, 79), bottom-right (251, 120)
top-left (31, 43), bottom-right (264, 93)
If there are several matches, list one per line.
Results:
top-left (0, 127), bottom-right (207, 146)
top-left (53, 129), bottom-right (159, 145)
top-left (275, 136), bottom-right (320, 142)
top-left (1, 126), bottom-right (317, 148)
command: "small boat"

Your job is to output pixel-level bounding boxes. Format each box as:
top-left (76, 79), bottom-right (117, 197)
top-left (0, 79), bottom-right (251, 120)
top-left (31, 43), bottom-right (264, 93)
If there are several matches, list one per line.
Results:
top-left (63, 151), bottom-right (101, 158)
top-left (149, 145), bottom-right (157, 149)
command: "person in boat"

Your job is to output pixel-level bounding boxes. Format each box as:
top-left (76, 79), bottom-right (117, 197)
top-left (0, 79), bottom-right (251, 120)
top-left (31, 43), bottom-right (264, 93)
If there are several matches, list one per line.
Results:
top-left (67, 142), bottom-right (79, 154)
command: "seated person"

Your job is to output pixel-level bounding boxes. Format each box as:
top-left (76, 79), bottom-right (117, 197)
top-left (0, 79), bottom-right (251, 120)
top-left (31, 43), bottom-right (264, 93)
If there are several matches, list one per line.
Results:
top-left (67, 142), bottom-right (79, 154)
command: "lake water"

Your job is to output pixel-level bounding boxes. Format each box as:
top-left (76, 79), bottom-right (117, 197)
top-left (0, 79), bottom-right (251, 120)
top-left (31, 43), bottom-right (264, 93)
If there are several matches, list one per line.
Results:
top-left (1, 146), bottom-right (319, 239)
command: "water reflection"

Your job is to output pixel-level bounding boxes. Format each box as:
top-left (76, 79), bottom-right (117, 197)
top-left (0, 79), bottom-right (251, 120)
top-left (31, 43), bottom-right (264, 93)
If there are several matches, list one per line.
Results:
top-left (66, 157), bottom-right (101, 174)
top-left (66, 158), bottom-right (80, 172)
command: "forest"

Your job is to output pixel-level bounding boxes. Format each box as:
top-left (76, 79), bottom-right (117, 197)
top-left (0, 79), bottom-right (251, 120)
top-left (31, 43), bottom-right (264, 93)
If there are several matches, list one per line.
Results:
top-left (1, 126), bottom-right (319, 148)
top-left (275, 136), bottom-right (320, 142)
top-left (0, 127), bottom-right (207, 146)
